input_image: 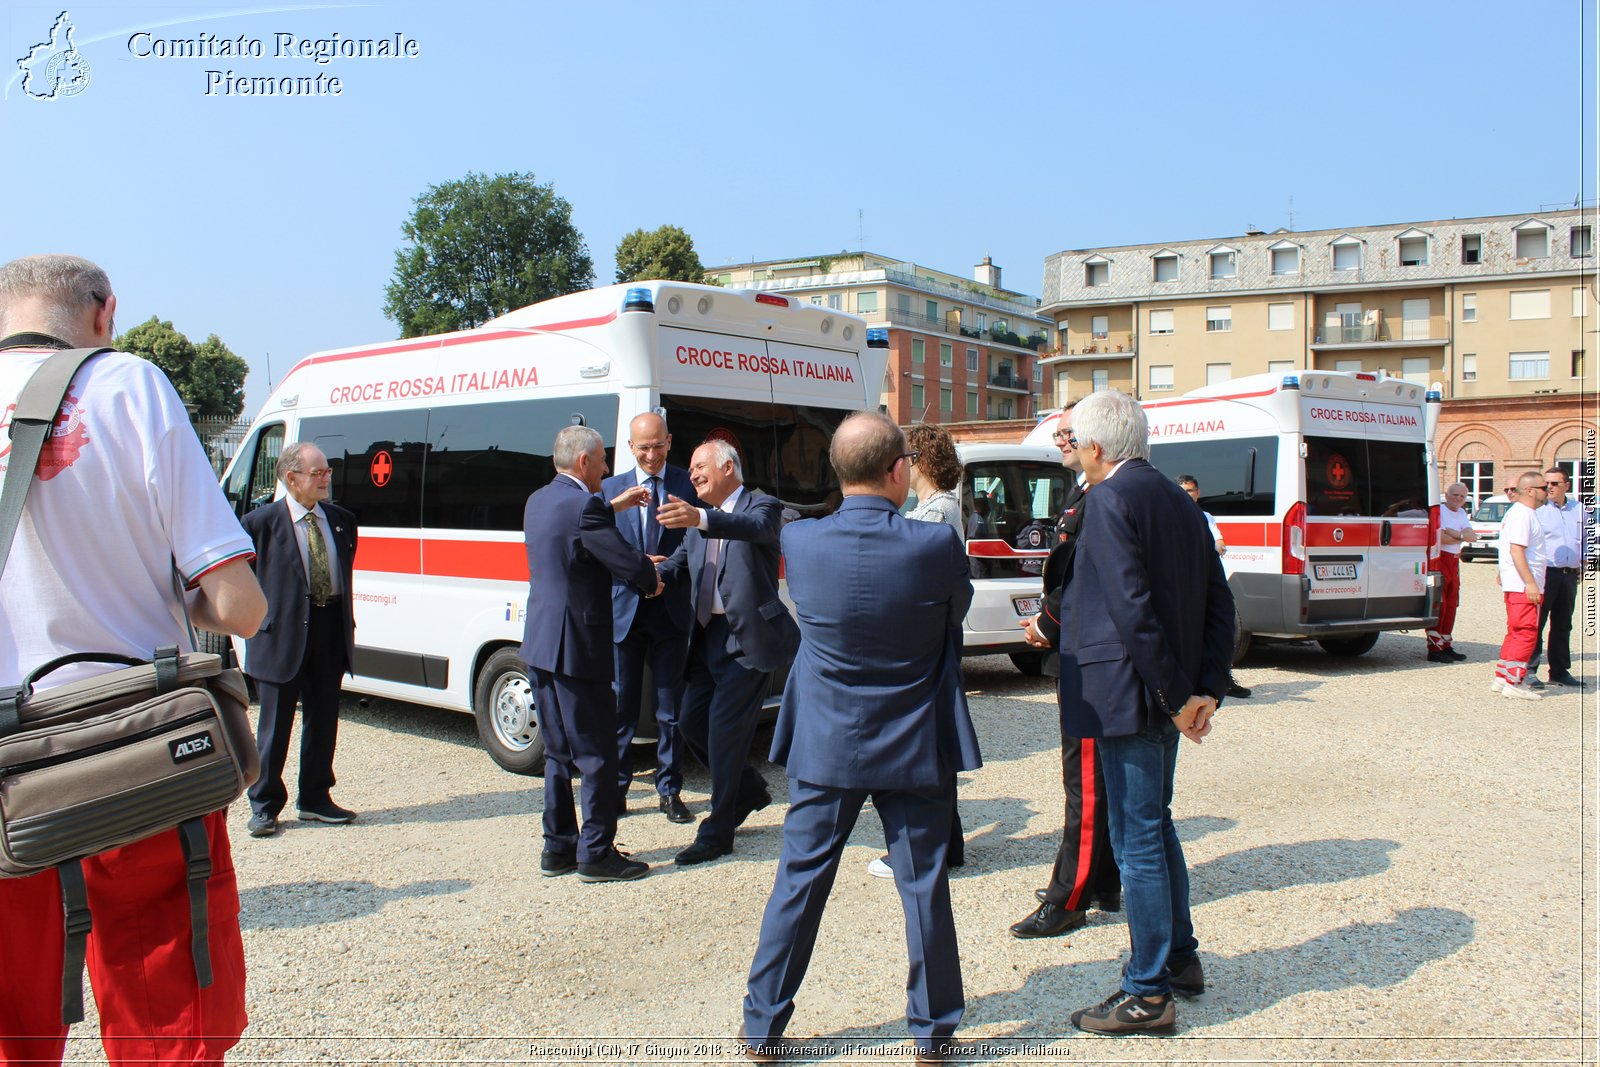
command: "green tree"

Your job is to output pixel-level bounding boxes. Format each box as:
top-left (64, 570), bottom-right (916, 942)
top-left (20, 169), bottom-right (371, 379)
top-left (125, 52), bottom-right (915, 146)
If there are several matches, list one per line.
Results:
top-left (384, 171), bottom-right (595, 337)
top-left (614, 224), bottom-right (707, 283)
top-left (115, 318), bottom-right (248, 421)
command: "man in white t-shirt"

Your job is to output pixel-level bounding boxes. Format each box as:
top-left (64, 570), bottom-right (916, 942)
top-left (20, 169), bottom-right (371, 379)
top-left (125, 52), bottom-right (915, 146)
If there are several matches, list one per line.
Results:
top-left (0, 254), bottom-right (267, 1064)
top-left (1428, 482), bottom-right (1477, 663)
top-left (1493, 471), bottom-right (1549, 700)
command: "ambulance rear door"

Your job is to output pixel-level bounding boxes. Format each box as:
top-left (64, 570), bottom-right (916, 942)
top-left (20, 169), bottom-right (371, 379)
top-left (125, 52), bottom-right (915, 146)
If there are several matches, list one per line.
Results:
top-left (1301, 396), bottom-right (1431, 625)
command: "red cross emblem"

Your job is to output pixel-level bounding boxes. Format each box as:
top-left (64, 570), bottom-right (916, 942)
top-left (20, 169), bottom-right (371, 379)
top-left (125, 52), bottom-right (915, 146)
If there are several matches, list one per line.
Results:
top-left (370, 450), bottom-right (393, 487)
top-left (1326, 455), bottom-right (1352, 489)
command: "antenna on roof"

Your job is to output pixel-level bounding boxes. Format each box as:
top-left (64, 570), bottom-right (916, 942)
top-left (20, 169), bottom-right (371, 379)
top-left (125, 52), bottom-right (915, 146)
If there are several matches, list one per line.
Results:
top-left (858, 208), bottom-right (864, 247)
top-left (1288, 195), bottom-right (1295, 230)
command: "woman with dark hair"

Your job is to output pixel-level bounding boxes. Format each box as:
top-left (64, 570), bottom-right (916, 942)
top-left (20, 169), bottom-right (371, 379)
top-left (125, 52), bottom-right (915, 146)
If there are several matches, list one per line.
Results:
top-left (905, 423), bottom-right (964, 539)
top-left (868, 422), bottom-right (968, 879)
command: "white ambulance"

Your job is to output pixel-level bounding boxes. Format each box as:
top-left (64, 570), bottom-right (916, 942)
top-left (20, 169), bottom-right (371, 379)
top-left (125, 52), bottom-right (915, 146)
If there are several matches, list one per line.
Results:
top-left (217, 282), bottom-right (886, 773)
top-left (926, 442), bottom-right (1062, 673)
top-left (1023, 371), bottom-right (1443, 660)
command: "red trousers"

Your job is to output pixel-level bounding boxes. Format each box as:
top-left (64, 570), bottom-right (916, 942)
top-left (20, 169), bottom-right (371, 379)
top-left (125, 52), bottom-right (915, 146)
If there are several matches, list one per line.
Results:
top-left (1496, 591), bottom-right (1540, 686)
top-left (0, 811), bottom-right (247, 1066)
top-left (1427, 553), bottom-right (1460, 650)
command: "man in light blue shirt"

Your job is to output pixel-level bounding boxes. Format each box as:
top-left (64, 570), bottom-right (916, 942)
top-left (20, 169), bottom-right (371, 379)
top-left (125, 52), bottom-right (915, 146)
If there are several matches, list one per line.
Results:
top-left (1530, 467), bottom-right (1586, 688)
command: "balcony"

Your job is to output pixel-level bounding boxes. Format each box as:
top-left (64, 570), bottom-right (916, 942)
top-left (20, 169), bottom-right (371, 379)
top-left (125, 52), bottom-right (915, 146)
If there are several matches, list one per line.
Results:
top-left (988, 373), bottom-right (1031, 393)
top-left (861, 308), bottom-right (1048, 351)
top-left (1315, 322), bottom-right (1381, 344)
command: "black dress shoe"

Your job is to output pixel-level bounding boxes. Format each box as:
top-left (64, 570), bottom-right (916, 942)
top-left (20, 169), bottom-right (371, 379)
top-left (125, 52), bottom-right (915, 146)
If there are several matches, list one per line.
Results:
top-left (1444, 648), bottom-right (1467, 661)
top-left (540, 850), bottom-right (577, 877)
top-left (675, 838), bottom-right (733, 865)
top-left (1008, 901), bottom-right (1087, 939)
top-left (660, 794), bottom-right (695, 823)
top-left (1425, 649), bottom-right (1456, 663)
top-left (577, 847), bottom-right (648, 882)
top-left (1225, 682), bottom-right (1251, 698)
top-left (1550, 671), bottom-right (1586, 688)
top-left (246, 812), bottom-right (277, 838)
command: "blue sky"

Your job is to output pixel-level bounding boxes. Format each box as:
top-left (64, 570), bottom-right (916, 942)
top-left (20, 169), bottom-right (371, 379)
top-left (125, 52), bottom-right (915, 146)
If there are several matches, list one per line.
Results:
top-left (2, 0), bottom-right (1594, 414)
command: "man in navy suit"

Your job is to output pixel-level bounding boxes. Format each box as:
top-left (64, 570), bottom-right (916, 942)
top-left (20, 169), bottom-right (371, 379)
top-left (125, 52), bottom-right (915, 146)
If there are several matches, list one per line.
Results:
top-left (242, 442), bottom-right (360, 838)
top-left (520, 425), bottom-right (662, 883)
top-left (657, 439), bottom-right (799, 866)
top-left (740, 413), bottom-right (979, 1062)
top-left (600, 412), bottom-right (700, 824)
top-left (1058, 390), bottom-right (1234, 1035)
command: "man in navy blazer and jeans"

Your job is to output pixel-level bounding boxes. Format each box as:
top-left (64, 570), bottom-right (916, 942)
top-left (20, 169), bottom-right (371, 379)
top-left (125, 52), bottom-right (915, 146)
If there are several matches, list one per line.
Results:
top-left (521, 426), bottom-right (662, 883)
top-left (1059, 390), bottom-right (1234, 1035)
top-left (657, 439), bottom-right (799, 866)
top-left (600, 412), bottom-right (701, 823)
top-left (741, 413), bottom-right (980, 1063)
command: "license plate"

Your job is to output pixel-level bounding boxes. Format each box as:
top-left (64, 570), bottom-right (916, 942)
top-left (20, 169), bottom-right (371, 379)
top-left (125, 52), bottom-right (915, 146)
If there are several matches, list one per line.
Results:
top-left (1314, 563), bottom-right (1358, 581)
top-left (1013, 596), bottom-right (1041, 616)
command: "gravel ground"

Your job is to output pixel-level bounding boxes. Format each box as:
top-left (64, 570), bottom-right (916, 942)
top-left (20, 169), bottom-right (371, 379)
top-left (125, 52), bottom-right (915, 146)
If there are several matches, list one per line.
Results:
top-left (65, 563), bottom-right (1598, 1064)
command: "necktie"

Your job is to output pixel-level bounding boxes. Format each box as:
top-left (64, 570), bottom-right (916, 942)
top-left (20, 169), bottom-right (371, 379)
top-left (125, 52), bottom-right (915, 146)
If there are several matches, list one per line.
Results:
top-left (695, 537), bottom-right (720, 627)
top-left (304, 513), bottom-right (333, 607)
top-left (644, 475), bottom-right (660, 554)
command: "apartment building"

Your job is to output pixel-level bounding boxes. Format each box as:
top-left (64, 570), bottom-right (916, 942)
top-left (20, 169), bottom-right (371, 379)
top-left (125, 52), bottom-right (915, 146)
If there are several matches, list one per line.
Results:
top-left (712, 253), bottom-right (1054, 426)
top-left (1038, 208), bottom-right (1598, 503)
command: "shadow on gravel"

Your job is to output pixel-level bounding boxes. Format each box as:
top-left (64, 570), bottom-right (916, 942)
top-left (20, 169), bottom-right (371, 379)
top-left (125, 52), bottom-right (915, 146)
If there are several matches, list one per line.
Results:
top-left (1190, 837), bottom-right (1399, 904)
top-left (240, 878), bottom-right (472, 930)
top-left (338, 695), bottom-right (481, 749)
top-left (366, 789), bottom-right (535, 824)
top-left (945, 905), bottom-right (1473, 1038)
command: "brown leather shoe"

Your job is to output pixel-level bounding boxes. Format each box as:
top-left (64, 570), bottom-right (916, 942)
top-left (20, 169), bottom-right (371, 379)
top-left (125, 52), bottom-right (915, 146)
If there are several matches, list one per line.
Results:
top-left (737, 1024), bottom-right (784, 1062)
top-left (1008, 901), bottom-right (1087, 938)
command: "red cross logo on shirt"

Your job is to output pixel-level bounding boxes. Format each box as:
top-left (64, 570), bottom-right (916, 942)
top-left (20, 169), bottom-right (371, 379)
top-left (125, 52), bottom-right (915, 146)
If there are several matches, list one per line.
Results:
top-left (370, 450), bottom-right (393, 487)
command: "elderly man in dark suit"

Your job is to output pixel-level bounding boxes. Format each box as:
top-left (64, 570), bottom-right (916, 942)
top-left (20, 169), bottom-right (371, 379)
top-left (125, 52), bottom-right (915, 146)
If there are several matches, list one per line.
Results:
top-left (1058, 390), bottom-right (1234, 1035)
top-left (1012, 401), bottom-right (1121, 939)
top-left (740, 413), bottom-right (979, 1064)
top-left (600, 412), bottom-right (701, 823)
top-left (242, 442), bottom-right (359, 838)
top-left (657, 439), bottom-right (799, 866)
top-left (521, 425), bottom-right (662, 883)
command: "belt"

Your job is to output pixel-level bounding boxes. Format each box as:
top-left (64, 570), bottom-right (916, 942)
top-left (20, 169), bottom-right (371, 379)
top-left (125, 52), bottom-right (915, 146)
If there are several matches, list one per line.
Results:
top-left (1550, 566), bottom-right (1579, 575)
top-left (311, 594), bottom-right (344, 609)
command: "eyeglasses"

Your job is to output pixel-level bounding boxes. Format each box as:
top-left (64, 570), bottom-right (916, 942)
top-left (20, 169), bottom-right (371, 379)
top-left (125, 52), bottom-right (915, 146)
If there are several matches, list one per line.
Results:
top-left (1051, 429), bottom-right (1077, 447)
top-left (297, 467), bottom-right (332, 478)
top-left (890, 450), bottom-right (920, 473)
top-left (1546, 482), bottom-right (1564, 488)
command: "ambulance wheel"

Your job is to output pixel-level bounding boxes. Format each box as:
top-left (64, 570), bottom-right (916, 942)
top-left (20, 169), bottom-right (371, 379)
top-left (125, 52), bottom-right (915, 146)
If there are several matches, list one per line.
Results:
top-left (1009, 651), bottom-right (1045, 675)
top-left (1231, 612), bottom-right (1251, 666)
top-left (473, 648), bottom-right (545, 775)
top-left (1317, 632), bottom-right (1380, 657)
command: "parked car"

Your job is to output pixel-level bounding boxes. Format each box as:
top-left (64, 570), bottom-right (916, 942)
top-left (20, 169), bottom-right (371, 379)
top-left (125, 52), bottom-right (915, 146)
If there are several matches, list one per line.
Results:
top-left (1463, 495), bottom-right (1512, 562)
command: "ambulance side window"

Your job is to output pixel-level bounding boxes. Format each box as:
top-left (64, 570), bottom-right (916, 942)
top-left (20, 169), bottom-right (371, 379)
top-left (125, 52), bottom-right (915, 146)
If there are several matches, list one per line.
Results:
top-left (423, 396), bottom-right (619, 532)
top-left (301, 411), bottom-right (430, 529)
top-left (1148, 437), bottom-right (1276, 517)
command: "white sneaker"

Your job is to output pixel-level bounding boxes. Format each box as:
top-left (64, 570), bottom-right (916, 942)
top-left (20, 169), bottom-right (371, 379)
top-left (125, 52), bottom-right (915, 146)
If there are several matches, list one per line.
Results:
top-left (1489, 678), bottom-right (1507, 694)
top-left (1502, 682), bottom-right (1543, 701)
top-left (867, 856), bottom-right (894, 879)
